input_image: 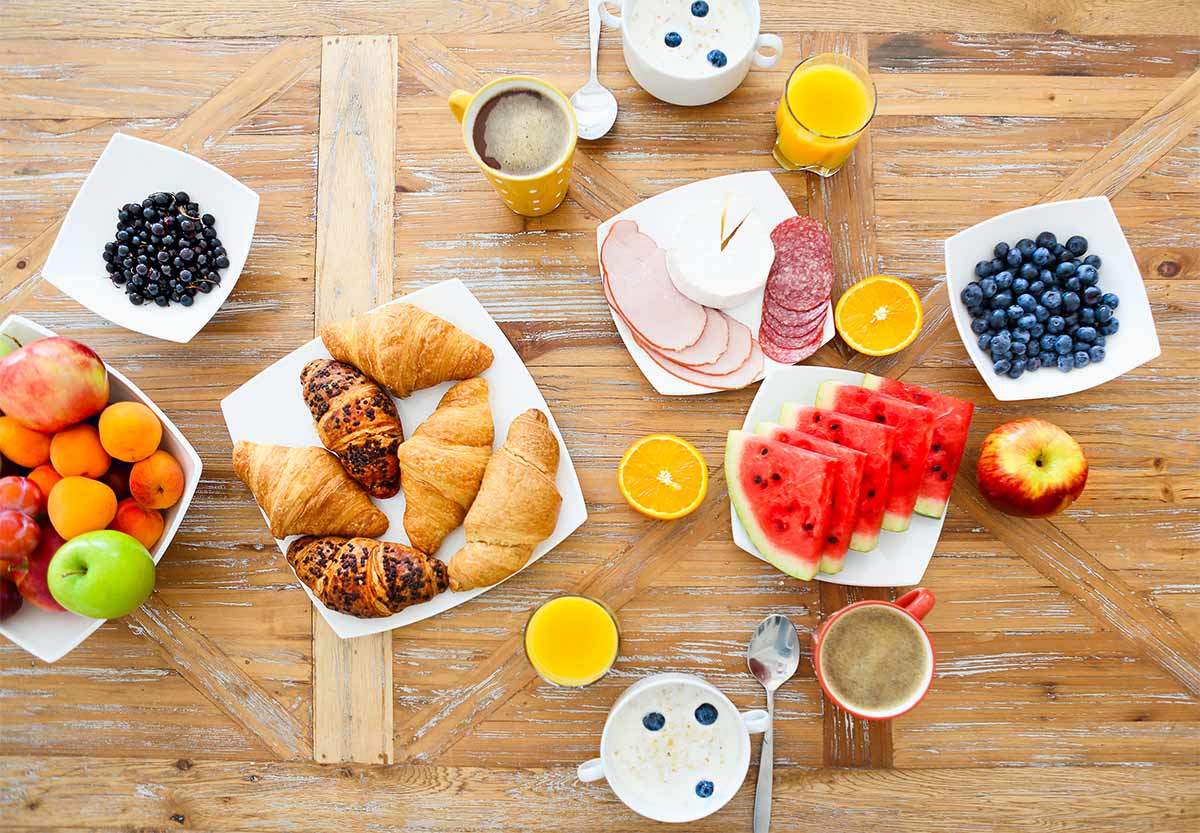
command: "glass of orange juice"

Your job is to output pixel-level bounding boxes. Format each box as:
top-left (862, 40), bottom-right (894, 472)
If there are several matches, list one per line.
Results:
top-left (524, 595), bottom-right (620, 688)
top-left (773, 52), bottom-right (877, 178)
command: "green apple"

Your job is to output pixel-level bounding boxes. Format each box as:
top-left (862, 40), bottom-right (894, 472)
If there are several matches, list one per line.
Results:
top-left (0, 334), bottom-right (18, 359)
top-left (47, 530), bottom-right (155, 618)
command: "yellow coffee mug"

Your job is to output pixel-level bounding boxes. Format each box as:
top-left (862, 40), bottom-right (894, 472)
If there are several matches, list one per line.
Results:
top-left (449, 76), bottom-right (577, 217)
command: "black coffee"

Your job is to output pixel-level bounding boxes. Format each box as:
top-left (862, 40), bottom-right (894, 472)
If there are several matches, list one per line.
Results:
top-left (819, 605), bottom-right (930, 714)
top-left (471, 87), bottom-right (570, 176)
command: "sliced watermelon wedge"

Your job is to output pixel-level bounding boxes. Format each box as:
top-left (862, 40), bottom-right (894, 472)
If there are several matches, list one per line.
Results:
top-left (861, 374), bottom-right (975, 519)
top-left (779, 404), bottom-right (895, 552)
top-left (813, 382), bottom-right (935, 533)
top-left (726, 430), bottom-right (836, 581)
top-left (755, 421), bottom-right (866, 575)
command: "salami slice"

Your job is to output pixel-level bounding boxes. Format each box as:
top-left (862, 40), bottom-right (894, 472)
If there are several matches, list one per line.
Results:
top-left (601, 220), bottom-right (707, 351)
top-left (763, 216), bottom-right (834, 311)
top-left (762, 301), bottom-right (827, 335)
top-left (761, 311), bottom-right (826, 349)
top-left (761, 326), bottom-right (823, 364)
top-left (692, 314), bottom-right (753, 375)
top-left (654, 307), bottom-right (730, 367)
top-left (635, 331), bottom-right (765, 390)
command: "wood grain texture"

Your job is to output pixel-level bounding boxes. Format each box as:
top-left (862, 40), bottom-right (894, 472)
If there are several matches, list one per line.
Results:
top-left (311, 34), bottom-right (398, 765)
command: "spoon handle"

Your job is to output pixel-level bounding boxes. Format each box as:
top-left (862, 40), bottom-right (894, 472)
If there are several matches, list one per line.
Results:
top-left (587, 0), bottom-right (601, 84)
top-left (753, 689), bottom-right (774, 833)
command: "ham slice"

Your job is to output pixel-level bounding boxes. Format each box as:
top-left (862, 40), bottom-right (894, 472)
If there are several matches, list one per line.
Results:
top-left (692, 314), bottom-right (753, 375)
top-left (634, 331), bottom-right (765, 390)
top-left (601, 220), bottom-right (707, 351)
top-left (655, 307), bottom-right (730, 367)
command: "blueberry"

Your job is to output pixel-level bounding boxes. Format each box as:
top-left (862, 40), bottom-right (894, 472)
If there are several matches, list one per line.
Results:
top-left (1074, 351), bottom-right (1090, 369)
top-left (1039, 351), bottom-right (1056, 367)
top-left (1029, 323), bottom-right (1045, 338)
top-left (988, 309), bottom-right (1008, 330)
top-left (1083, 254), bottom-right (1102, 269)
top-left (1052, 243), bottom-right (1069, 260)
top-left (1042, 290), bottom-right (1062, 310)
top-left (978, 332), bottom-right (993, 350)
top-left (1034, 304), bottom-right (1050, 322)
top-left (1099, 319), bottom-right (1120, 335)
top-left (1094, 334), bottom-right (1106, 348)
top-left (1017, 293), bottom-right (1037, 312)
top-left (993, 358), bottom-right (1012, 375)
top-left (1026, 355), bottom-right (1042, 372)
top-left (1057, 355), bottom-right (1074, 372)
top-left (967, 305), bottom-right (985, 318)
top-left (1007, 361), bottom-right (1025, 379)
top-left (1088, 345), bottom-right (1106, 363)
top-left (1062, 291), bottom-right (1083, 313)
top-left (1075, 325), bottom-right (1097, 343)
top-left (643, 712), bottom-right (666, 731)
top-left (1082, 285), bottom-right (1103, 306)
top-left (961, 282), bottom-right (984, 307)
top-left (1031, 246), bottom-right (1053, 266)
top-left (691, 0), bottom-right (709, 15)
top-left (1019, 262), bottom-right (1039, 281)
top-left (664, 31), bottom-right (682, 47)
top-left (1029, 280), bottom-right (1045, 297)
top-left (695, 703), bottom-right (718, 725)
top-left (991, 290), bottom-right (1014, 310)
top-left (1095, 304), bottom-right (1113, 324)
top-left (979, 277), bottom-right (997, 298)
top-left (1012, 341), bottom-right (1028, 356)
top-left (1047, 315), bottom-right (1066, 334)
top-left (1016, 238), bottom-right (1036, 258)
top-left (1101, 292), bottom-right (1120, 309)
top-left (1054, 334), bottom-right (1074, 355)
top-left (1039, 268), bottom-right (1055, 285)
top-left (1079, 307), bottom-right (1096, 325)
top-left (696, 780), bottom-right (715, 799)
top-left (1066, 235), bottom-right (1088, 256)
top-left (1076, 264), bottom-right (1098, 285)
top-left (994, 271), bottom-right (1013, 290)
top-left (1006, 304), bottom-right (1024, 321)
top-left (993, 241), bottom-right (1010, 259)
top-left (1039, 333), bottom-right (1056, 351)
top-left (975, 260), bottom-right (994, 278)
top-left (1017, 313), bottom-right (1037, 330)
top-left (1006, 248), bottom-right (1024, 268)
top-left (990, 257), bottom-right (1005, 274)
top-left (971, 317), bottom-right (989, 334)
top-left (707, 49), bottom-right (727, 67)
top-left (992, 331), bottom-right (1012, 353)
top-left (1064, 276), bottom-right (1082, 292)
top-left (1036, 231), bottom-right (1057, 249)
top-left (1055, 260), bottom-right (1076, 278)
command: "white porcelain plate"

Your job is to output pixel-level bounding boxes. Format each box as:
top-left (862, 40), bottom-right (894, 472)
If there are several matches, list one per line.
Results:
top-left (0, 315), bottom-right (203, 663)
top-left (595, 171), bottom-right (835, 396)
top-left (43, 133), bottom-right (260, 344)
top-left (945, 196), bottom-right (1159, 401)
top-left (220, 279), bottom-right (588, 639)
top-left (730, 365), bottom-right (945, 587)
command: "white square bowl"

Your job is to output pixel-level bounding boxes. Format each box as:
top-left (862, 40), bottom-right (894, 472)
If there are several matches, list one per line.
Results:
top-left (0, 315), bottom-right (203, 663)
top-left (944, 196), bottom-right (1159, 401)
top-left (42, 133), bottom-right (260, 344)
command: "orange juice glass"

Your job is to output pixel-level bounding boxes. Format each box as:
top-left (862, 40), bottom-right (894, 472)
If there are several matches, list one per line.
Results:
top-left (524, 595), bottom-right (620, 688)
top-left (773, 52), bottom-right (877, 177)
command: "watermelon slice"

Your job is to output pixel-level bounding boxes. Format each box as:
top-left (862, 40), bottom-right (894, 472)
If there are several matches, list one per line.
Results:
top-left (813, 382), bottom-right (935, 533)
top-left (861, 374), bottom-right (975, 519)
top-left (726, 430), bottom-right (836, 581)
top-left (779, 404), bottom-right (895, 552)
top-left (755, 422), bottom-right (866, 575)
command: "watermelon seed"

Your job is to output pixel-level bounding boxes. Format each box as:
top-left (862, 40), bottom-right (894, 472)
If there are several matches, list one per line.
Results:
top-left (803, 522), bottom-right (814, 531)
top-left (932, 464), bottom-right (941, 471)
top-left (771, 473), bottom-right (781, 481)
top-left (753, 475), bottom-right (762, 484)
top-left (760, 448), bottom-right (769, 456)
top-left (827, 536), bottom-right (838, 544)
top-left (932, 444), bottom-right (942, 452)
top-left (940, 472), bottom-right (949, 480)
top-left (875, 415), bottom-right (886, 423)
top-left (867, 490), bottom-right (876, 498)
top-left (830, 421), bottom-right (839, 429)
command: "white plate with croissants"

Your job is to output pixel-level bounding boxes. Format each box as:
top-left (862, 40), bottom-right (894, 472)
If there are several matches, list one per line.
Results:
top-left (220, 278), bottom-right (587, 639)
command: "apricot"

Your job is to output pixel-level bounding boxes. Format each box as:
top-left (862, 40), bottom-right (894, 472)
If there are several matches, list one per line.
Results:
top-left (129, 450), bottom-right (185, 510)
top-left (25, 466), bottom-right (61, 514)
top-left (50, 423), bottom-right (111, 479)
top-left (47, 476), bottom-right (117, 540)
top-left (98, 402), bottom-right (162, 463)
top-left (110, 498), bottom-right (165, 550)
top-left (0, 416), bottom-right (51, 468)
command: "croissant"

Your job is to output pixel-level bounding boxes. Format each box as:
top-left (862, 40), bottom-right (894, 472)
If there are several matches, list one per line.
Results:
top-left (287, 535), bottom-right (449, 618)
top-left (300, 359), bottom-right (404, 498)
top-left (232, 441), bottom-right (388, 539)
top-left (448, 409), bottom-right (562, 591)
top-left (396, 378), bottom-right (494, 554)
top-left (320, 303), bottom-right (494, 398)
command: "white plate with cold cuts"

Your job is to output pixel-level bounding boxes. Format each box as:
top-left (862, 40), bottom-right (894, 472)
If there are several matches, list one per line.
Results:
top-left (221, 278), bottom-right (588, 639)
top-left (596, 171), bottom-right (835, 396)
top-left (731, 365), bottom-right (945, 587)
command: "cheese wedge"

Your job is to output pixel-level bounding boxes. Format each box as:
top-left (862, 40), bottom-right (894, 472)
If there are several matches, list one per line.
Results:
top-left (667, 192), bottom-right (774, 309)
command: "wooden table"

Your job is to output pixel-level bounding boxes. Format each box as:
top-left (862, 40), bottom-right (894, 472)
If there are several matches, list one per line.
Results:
top-left (2, 3), bottom-right (1200, 830)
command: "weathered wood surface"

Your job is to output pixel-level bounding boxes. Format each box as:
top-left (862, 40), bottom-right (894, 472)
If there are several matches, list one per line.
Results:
top-left (1, 5), bottom-right (1200, 831)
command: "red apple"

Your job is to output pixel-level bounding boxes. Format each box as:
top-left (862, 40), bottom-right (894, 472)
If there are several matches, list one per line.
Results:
top-left (11, 525), bottom-right (67, 612)
top-left (0, 337), bottom-right (109, 433)
top-left (977, 418), bottom-right (1088, 517)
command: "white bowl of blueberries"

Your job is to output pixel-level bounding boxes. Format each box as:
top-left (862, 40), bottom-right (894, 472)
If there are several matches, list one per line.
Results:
top-left (944, 196), bottom-right (1160, 402)
top-left (42, 133), bottom-right (259, 344)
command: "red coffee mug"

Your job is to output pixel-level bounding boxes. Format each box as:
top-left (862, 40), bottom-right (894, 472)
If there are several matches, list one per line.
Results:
top-left (811, 587), bottom-right (936, 721)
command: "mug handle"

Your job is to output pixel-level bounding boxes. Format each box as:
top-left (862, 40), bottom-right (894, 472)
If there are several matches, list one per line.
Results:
top-left (741, 708), bottom-right (770, 734)
top-left (448, 89), bottom-right (473, 124)
top-left (598, 0), bottom-right (624, 29)
top-left (753, 34), bottom-right (783, 69)
top-left (896, 587), bottom-right (935, 621)
top-left (577, 757), bottom-right (605, 782)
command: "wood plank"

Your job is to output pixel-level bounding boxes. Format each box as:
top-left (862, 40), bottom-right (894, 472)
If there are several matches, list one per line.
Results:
top-left (311, 34), bottom-right (398, 765)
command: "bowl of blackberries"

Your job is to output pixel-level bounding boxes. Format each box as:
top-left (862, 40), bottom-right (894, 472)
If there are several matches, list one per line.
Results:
top-left (944, 196), bottom-right (1160, 402)
top-left (43, 133), bottom-right (259, 343)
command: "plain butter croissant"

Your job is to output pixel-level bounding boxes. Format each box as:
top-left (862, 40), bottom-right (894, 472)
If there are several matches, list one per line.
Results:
top-left (320, 303), bottom-right (494, 398)
top-left (232, 441), bottom-right (388, 539)
top-left (448, 409), bottom-right (561, 592)
top-left (288, 535), bottom-right (448, 618)
top-left (396, 378), bottom-right (494, 554)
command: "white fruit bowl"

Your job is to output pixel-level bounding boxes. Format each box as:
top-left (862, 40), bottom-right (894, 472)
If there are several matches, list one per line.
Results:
top-left (0, 315), bottom-right (202, 663)
top-left (42, 133), bottom-right (259, 344)
top-left (945, 196), bottom-right (1160, 401)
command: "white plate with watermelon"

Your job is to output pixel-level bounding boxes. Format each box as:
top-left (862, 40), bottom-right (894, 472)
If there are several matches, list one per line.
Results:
top-left (727, 366), bottom-right (975, 587)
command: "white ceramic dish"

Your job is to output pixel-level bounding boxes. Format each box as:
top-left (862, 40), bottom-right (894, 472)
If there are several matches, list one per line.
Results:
top-left (221, 279), bottom-right (588, 640)
top-left (0, 315), bottom-right (202, 663)
top-left (596, 170), bottom-right (835, 397)
top-left (42, 133), bottom-right (260, 344)
top-left (599, 0), bottom-right (781, 106)
top-left (945, 196), bottom-right (1159, 401)
top-left (730, 365), bottom-right (946, 587)
top-left (577, 673), bottom-right (768, 824)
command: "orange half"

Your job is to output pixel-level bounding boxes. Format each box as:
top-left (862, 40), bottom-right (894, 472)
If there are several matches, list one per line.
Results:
top-left (834, 275), bottom-right (923, 356)
top-left (618, 434), bottom-right (708, 520)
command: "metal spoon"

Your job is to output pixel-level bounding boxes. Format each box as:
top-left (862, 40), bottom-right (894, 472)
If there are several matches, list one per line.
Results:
top-left (747, 614), bottom-right (801, 833)
top-left (570, 0), bottom-right (618, 140)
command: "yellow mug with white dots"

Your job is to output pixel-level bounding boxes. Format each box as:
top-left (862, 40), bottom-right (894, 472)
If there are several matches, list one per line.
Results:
top-left (449, 76), bottom-right (577, 217)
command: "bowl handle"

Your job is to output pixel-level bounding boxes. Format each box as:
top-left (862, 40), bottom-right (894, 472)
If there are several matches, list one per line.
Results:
top-left (577, 757), bottom-right (606, 782)
top-left (598, 0), bottom-right (624, 29)
top-left (741, 708), bottom-right (770, 734)
top-left (752, 34), bottom-right (783, 69)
